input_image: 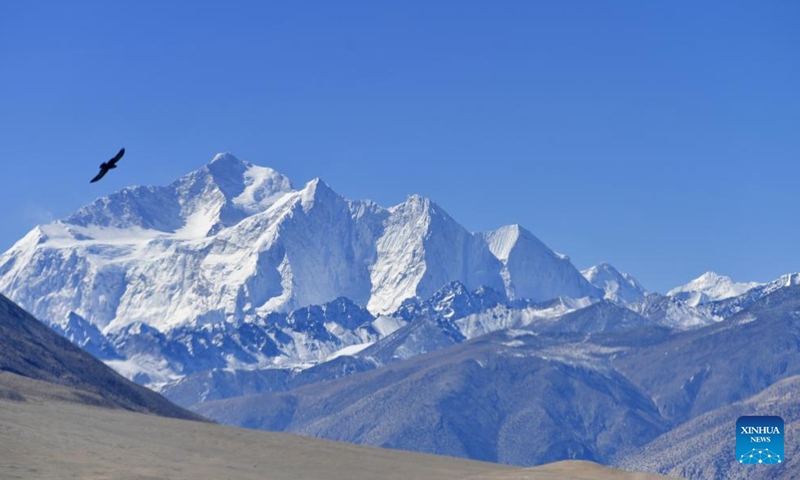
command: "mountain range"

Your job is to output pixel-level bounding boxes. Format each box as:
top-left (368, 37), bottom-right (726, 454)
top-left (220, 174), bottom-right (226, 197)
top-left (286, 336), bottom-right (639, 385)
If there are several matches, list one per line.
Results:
top-left (193, 284), bottom-right (800, 470)
top-left (1, 152), bottom-right (796, 479)
top-left (667, 271), bottom-right (762, 307)
top-left (0, 153), bottom-right (606, 389)
top-left (2, 292), bottom-right (671, 479)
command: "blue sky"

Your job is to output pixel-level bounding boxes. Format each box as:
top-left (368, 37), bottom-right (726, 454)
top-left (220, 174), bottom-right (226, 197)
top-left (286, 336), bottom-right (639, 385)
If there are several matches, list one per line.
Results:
top-left (1, 1), bottom-right (798, 293)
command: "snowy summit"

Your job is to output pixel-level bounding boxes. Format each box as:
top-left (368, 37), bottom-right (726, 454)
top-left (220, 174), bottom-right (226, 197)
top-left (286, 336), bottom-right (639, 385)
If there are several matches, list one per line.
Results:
top-left (0, 153), bottom-right (600, 335)
top-left (581, 262), bottom-right (647, 304)
top-left (667, 271), bottom-right (761, 306)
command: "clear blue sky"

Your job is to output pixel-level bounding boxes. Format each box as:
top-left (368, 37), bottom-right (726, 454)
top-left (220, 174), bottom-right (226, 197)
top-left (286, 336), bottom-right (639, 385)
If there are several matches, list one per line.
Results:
top-left (1, 1), bottom-right (798, 293)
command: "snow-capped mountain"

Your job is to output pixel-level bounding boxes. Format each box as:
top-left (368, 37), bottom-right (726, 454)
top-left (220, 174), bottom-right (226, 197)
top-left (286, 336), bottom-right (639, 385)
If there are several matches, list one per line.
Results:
top-left (367, 195), bottom-right (506, 314)
top-left (630, 293), bottom-right (719, 329)
top-left (196, 284), bottom-right (800, 471)
top-left (667, 271), bottom-right (761, 307)
top-left (483, 225), bottom-right (602, 302)
top-left (0, 153), bottom-right (603, 387)
top-left (3, 151), bottom-right (800, 476)
top-left (701, 272), bottom-right (800, 319)
top-left (582, 262), bottom-right (647, 304)
top-left (628, 272), bottom-right (800, 331)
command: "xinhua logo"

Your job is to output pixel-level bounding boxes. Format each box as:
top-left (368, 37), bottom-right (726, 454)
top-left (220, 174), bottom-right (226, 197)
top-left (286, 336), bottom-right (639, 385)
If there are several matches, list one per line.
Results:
top-left (736, 416), bottom-right (784, 465)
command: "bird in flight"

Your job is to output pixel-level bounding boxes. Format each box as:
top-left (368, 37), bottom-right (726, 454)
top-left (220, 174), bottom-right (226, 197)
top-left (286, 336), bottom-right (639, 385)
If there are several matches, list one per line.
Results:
top-left (90, 148), bottom-right (125, 183)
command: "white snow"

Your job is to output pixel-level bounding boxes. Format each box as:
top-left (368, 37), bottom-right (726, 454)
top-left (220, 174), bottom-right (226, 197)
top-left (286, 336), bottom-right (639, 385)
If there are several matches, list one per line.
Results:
top-left (481, 225), bottom-right (602, 302)
top-left (0, 151), bottom-right (683, 389)
top-left (105, 354), bottom-right (182, 389)
top-left (367, 195), bottom-right (505, 314)
top-left (231, 163), bottom-right (293, 215)
top-left (0, 155), bottom-right (605, 335)
top-left (371, 315), bottom-right (407, 337)
top-left (456, 297), bottom-right (594, 339)
top-left (668, 271), bottom-right (761, 306)
top-left (325, 342), bottom-right (374, 361)
top-left (758, 273), bottom-right (800, 296)
top-left (582, 262), bottom-right (647, 304)
top-left (483, 224), bottom-right (521, 262)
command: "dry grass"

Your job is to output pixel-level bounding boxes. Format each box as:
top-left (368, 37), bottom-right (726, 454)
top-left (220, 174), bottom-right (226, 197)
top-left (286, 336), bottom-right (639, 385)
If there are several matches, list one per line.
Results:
top-left (0, 386), bottom-right (674, 480)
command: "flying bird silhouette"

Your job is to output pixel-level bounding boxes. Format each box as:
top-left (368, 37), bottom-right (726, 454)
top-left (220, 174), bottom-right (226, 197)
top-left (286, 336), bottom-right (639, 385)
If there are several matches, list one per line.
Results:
top-left (90, 148), bottom-right (125, 183)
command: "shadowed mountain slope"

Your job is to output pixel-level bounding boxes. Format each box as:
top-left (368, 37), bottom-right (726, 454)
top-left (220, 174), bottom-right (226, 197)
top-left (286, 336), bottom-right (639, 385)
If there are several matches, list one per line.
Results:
top-left (615, 375), bottom-right (800, 479)
top-left (196, 329), bottom-right (669, 466)
top-left (0, 293), bottom-right (202, 420)
top-left (611, 284), bottom-right (800, 425)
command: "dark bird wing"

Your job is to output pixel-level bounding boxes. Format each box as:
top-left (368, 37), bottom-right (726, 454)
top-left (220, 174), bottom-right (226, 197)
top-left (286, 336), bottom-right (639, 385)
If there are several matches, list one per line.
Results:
top-left (107, 147), bottom-right (125, 167)
top-left (90, 166), bottom-right (108, 183)
top-left (90, 148), bottom-right (124, 183)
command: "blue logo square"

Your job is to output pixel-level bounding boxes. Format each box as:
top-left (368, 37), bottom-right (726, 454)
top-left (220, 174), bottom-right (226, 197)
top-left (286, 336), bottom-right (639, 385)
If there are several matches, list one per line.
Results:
top-left (736, 416), bottom-right (784, 465)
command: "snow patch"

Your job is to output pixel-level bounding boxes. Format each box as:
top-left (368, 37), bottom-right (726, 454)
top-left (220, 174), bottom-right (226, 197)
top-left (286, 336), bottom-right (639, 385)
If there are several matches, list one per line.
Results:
top-left (325, 342), bottom-right (375, 361)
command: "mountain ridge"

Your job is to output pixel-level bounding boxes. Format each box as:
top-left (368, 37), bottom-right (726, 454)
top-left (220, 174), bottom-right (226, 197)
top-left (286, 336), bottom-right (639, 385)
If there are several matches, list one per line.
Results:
top-left (667, 271), bottom-right (761, 307)
top-left (0, 153), bottom-right (607, 389)
top-left (2, 152), bottom-right (798, 479)
top-left (0, 153), bottom-right (599, 332)
top-left (0, 293), bottom-right (202, 420)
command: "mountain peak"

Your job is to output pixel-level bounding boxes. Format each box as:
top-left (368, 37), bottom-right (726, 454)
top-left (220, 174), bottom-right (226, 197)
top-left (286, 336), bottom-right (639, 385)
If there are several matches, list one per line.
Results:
top-left (668, 271), bottom-right (761, 306)
top-left (482, 225), bottom-right (602, 302)
top-left (61, 154), bottom-right (293, 233)
top-left (203, 153), bottom-right (250, 197)
top-left (300, 177), bottom-right (340, 210)
top-left (582, 262), bottom-right (646, 304)
top-left (305, 177), bottom-right (328, 189)
top-left (203, 154), bottom-right (291, 200)
top-left (397, 194), bottom-right (433, 213)
top-left (482, 224), bottom-right (523, 262)
top-left (405, 193), bottom-right (429, 204)
top-left (483, 224), bottom-right (553, 263)
top-left (191, 154), bottom-right (294, 228)
top-left (384, 194), bottom-right (453, 227)
top-left (209, 152), bottom-right (244, 165)
top-left (696, 271), bottom-right (723, 282)
top-left (583, 262), bottom-right (625, 279)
